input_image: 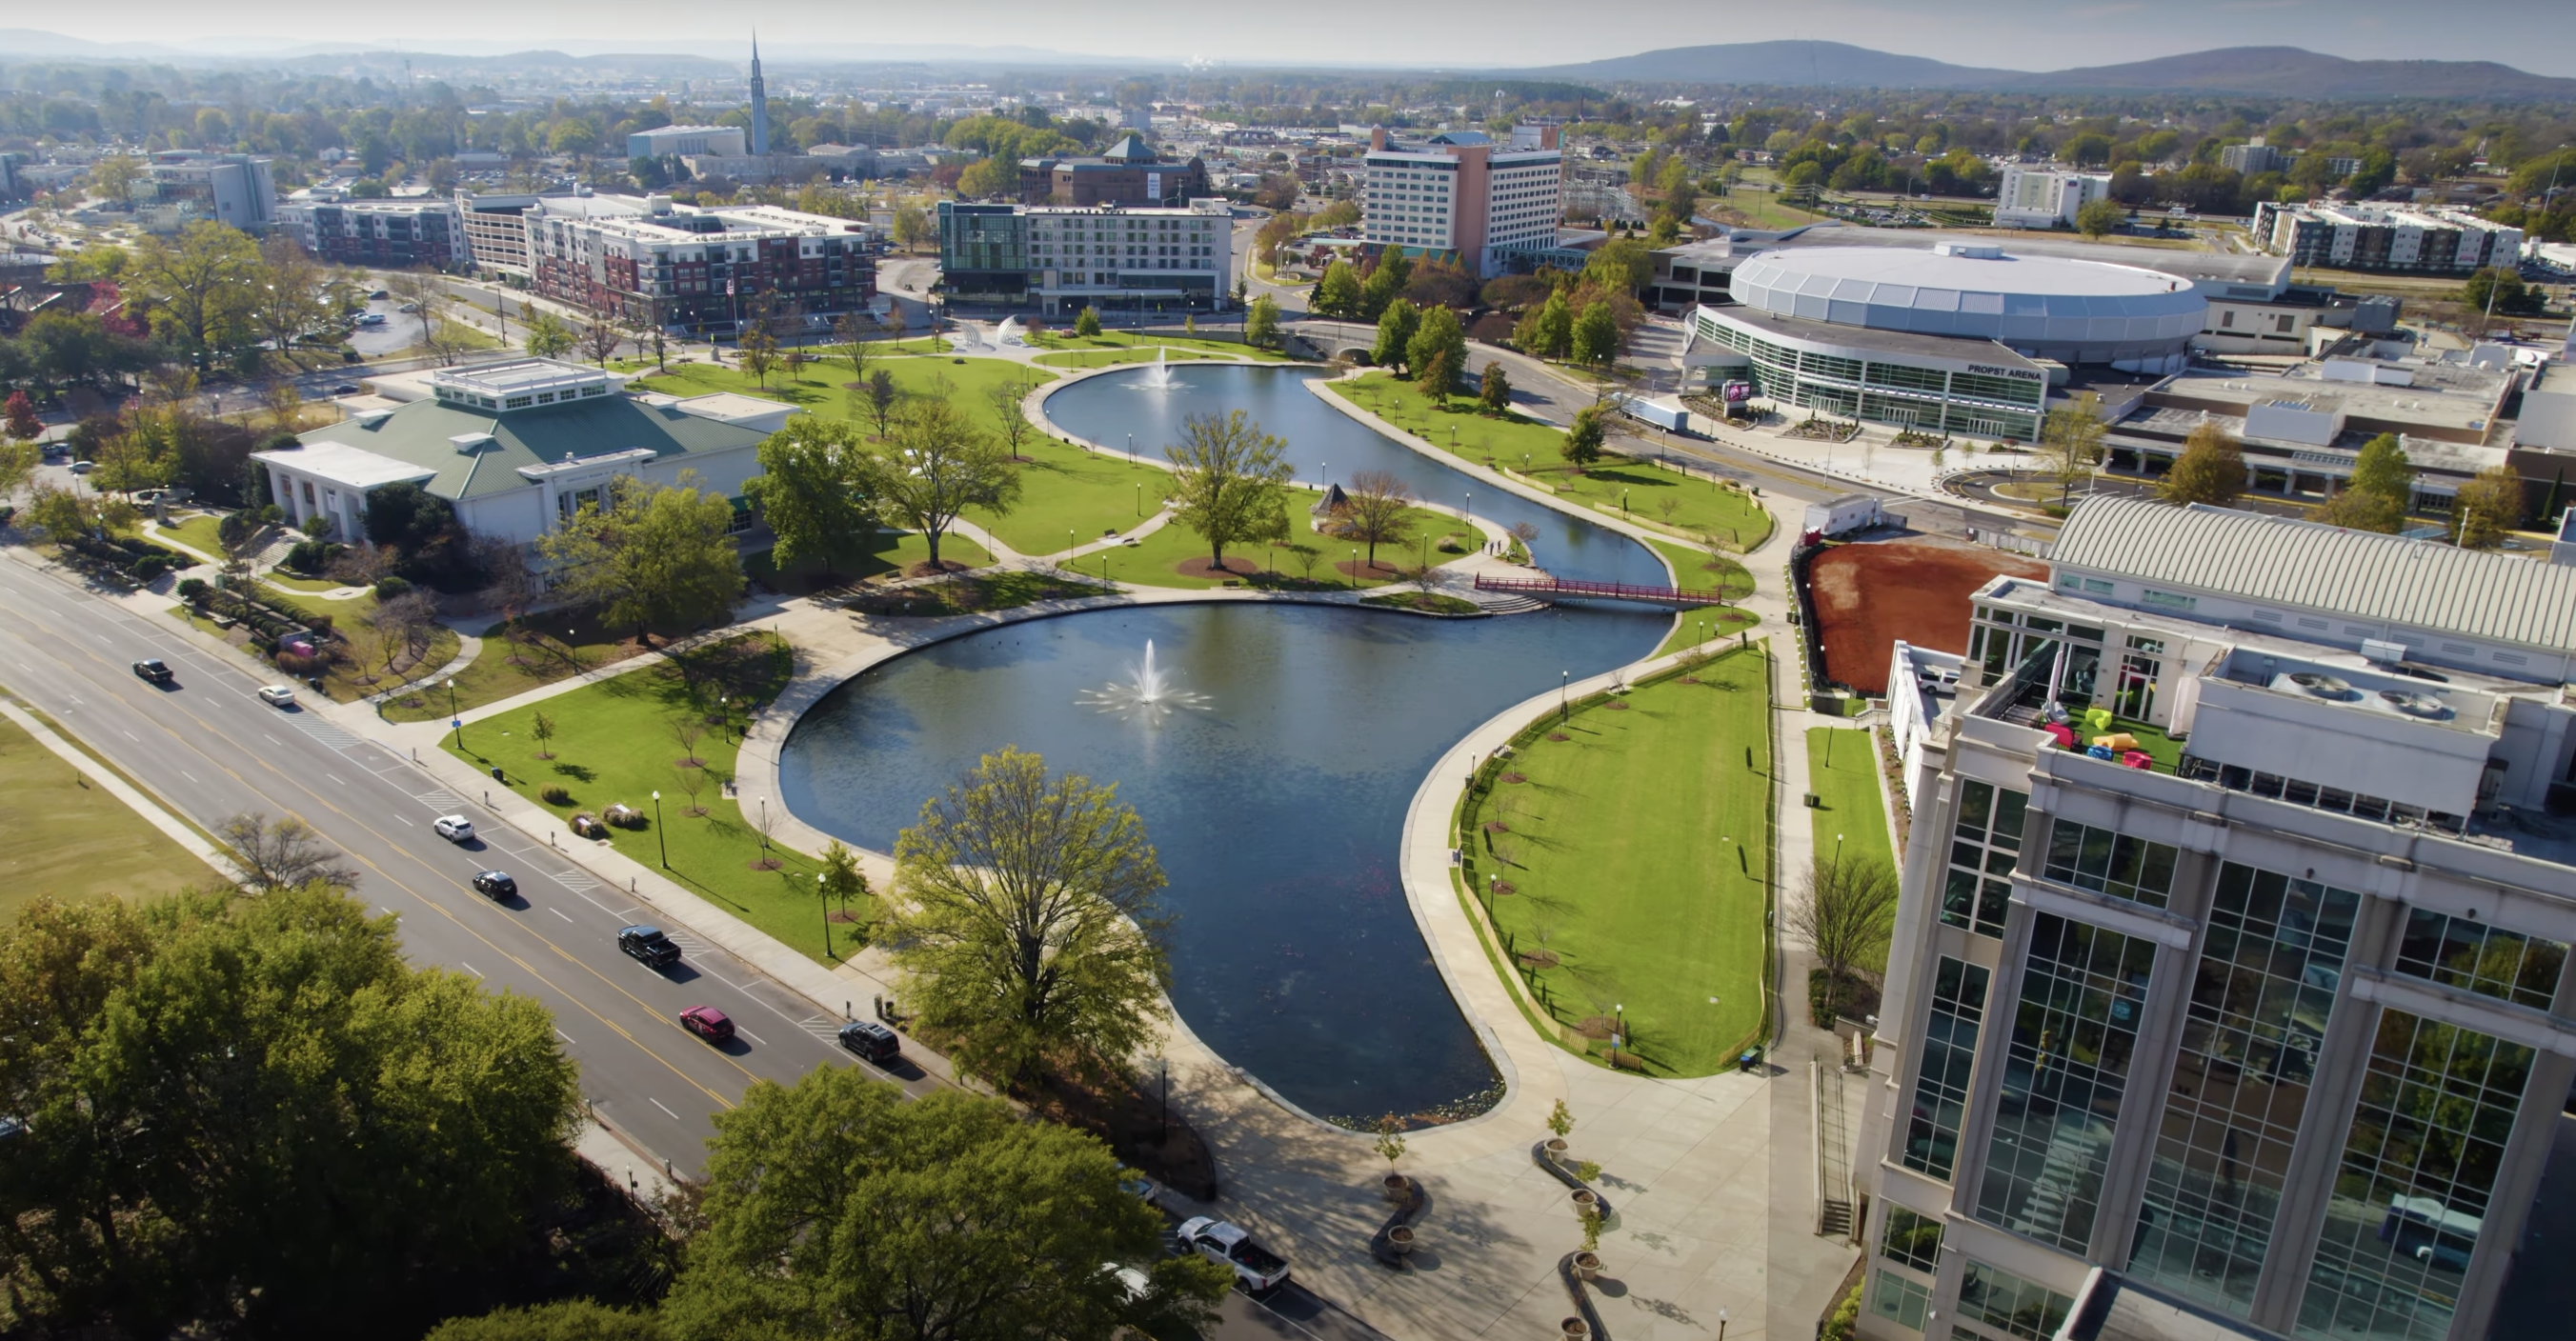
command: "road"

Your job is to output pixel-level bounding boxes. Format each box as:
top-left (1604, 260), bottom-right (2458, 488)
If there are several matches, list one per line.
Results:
top-left (0, 554), bottom-right (942, 1176)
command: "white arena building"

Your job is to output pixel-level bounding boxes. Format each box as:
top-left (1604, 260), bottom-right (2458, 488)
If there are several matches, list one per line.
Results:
top-left (1686, 242), bottom-right (2208, 442)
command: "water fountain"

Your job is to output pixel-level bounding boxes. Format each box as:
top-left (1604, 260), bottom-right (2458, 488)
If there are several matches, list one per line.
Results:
top-left (1143, 345), bottom-right (1174, 390)
top-left (1077, 638), bottom-right (1209, 721)
top-left (994, 316), bottom-right (1025, 347)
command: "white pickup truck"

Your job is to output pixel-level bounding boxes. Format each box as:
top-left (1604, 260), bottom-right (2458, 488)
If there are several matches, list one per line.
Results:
top-left (1177, 1217), bottom-right (1291, 1293)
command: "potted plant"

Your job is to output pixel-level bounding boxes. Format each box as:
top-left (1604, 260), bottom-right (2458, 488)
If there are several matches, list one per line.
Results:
top-left (1560, 1318), bottom-right (1589, 1339)
top-left (1545, 1098), bottom-right (1573, 1163)
top-left (1387, 1224), bottom-right (1416, 1255)
top-left (1575, 1201), bottom-right (1604, 1278)
top-left (1571, 1189), bottom-right (1598, 1213)
top-left (1373, 1115), bottom-right (1410, 1204)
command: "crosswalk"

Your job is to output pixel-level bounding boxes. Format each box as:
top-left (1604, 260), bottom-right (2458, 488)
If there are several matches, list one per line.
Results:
top-left (293, 715), bottom-right (364, 751)
top-left (795, 1012), bottom-right (844, 1044)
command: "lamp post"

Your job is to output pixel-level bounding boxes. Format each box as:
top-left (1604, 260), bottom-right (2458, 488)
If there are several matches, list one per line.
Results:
top-left (818, 872), bottom-right (832, 959)
top-left (1348, 549), bottom-right (1358, 588)
top-left (1717, 1309), bottom-right (1728, 1341)
top-left (446, 677), bottom-right (460, 750)
top-left (652, 791), bottom-right (666, 867)
top-left (1135, 482), bottom-right (1141, 516)
top-left (1560, 669), bottom-right (1569, 722)
top-left (757, 796), bottom-right (769, 852)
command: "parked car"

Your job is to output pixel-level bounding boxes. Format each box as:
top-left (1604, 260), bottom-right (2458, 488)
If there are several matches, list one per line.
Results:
top-left (67, 460), bottom-right (94, 474)
top-left (836, 1019), bottom-right (901, 1064)
top-left (1176, 1218), bottom-right (1290, 1293)
top-left (432, 814), bottom-right (475, 842)
top-left (678, 1006), bottom-right (734, 1042)
top-left (1119, 1175), bottom-right (1162, 1210)
top-left (255, 684), bottom-right (295, 707)
top-left (397, 302), bottom-right (421, 313)
top-left (131, 658), bottom-right (173, 685)
top-left (369, 289), bottom-right (390, 299)
top-left (618, 925), bottom-right (681, 968)
top-left (331, 383), bottom-right (361, 394)
top-left (470, 871), bottom-right (517, 899)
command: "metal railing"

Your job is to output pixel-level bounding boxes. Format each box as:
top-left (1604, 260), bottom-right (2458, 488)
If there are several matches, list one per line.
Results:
top-left (1471, 573), bottom-right (1731, 608)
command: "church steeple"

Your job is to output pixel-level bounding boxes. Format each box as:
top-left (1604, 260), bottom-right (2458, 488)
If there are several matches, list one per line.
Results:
top-left (748, 31), bottom-right (769, 156)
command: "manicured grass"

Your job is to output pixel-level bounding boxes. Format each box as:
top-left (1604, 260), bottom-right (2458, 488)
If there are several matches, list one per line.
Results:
top-left (155, 512), bottom-right (225, 558)
top-left (441, 633), bottom-right (853, 965)
top-left (2107, 716), bottom-right (2185, 773)
top-left (1027, 330), bottom-right (1298, 363)
top-left (1652, 608), bottom-right (1762, 661)
top-left (1324, 372), bottom-right (1569, 469)
top-left (1807, 727), bottom-right (1898, 975)
top-left (973, 435), bottom-right (1168, 555)
top-left (1525, 457), bottom-right (1776, 550)
top-left (380, 607), bottom-right (671, 725)
top-left (1646, 537), bottom-right (1755, 598)
top-left (263, 571), bottom-right (349, 593)
top-left (624, 354), bottom-right (1054, 415)
top-left (0, 713), bottom-right (219, 915)
top-left (1099, 501), bottom-right (1454, 590)
top-left (1464, 650), bottom-right (1772, 1077)
top-left (744, 529), bottom-right (995, 593)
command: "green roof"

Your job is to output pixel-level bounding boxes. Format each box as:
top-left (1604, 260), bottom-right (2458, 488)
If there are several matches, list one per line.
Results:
top-left (297, 394), bottom-right (770, 500)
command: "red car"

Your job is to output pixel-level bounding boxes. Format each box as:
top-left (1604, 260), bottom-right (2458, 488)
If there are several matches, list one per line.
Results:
top-left (678, 1007), bottom-right (735, 1043)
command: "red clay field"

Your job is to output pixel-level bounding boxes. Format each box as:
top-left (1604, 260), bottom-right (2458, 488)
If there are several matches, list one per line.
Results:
top-left (1809, 537), bottom-right (2046, 694)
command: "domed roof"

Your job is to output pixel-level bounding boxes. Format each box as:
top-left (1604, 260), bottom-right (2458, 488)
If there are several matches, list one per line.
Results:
top-left (1729, 245), bottom-right (2205, 349)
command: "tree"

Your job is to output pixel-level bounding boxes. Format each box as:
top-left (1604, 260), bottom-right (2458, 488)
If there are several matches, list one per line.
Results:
top-left (1359, 250), bottom-right (1413, 321)
top-left (1370, 298), bottom-right (1419, 370)
top-left (745, 417), bottom-right (875, 580)
top-left (1406, 305), bottom-right (1467, 388)
top-left (656, 1071), bottom-right (1227, 1341)
top-left (861, 393), bottom-right (1021, 570)
top-left (0, 887), bottom-right (579, 1337)
top-left (125, 220), bottom-right (261, 362)
top-left (1164, 410), bottom-right (1294, 570)
top-left (1792, 851), bottom-right (1900, 990)
top-left (2039, 391), bottom-right (2106, 510)
top-left (0, 436), bottom-right (33, 501)
top-left (887, 748), bottom-right (1176, 1087)
top-left (832, 311), bottom-right (874, 383)
top-left (1074, 306), bottom-right (1103, 338)
top-left (2156, 420), bottom-right (2245, 508)
top-left (364, 479), bottom-right (467, 574)
top-left (861, 368), bottom-right (901, 438)
top-left (818, 837), bottom-right (873, 936)
top-left (580, 316), bottom-right (624, 367)
top-left (987, 372), bottom-right (1042, 457)
top-left (1479, 361), bottom-right (1511, 416)
top-left (252, 235), bottom-right (330, 365)
top-left (534, 471), bottom-right (746, 646)
top-left (522, 312), bottom-right (576, 359)
top-left (736, 301), bottom-right (779, 388)
top-left (2462, 267), bottom-right (2546, 318)
top-left (530, 711), bottom-right (556, 760)
top-left (427, 1300), bottom-right (663, 1341)
top-left (2315, 431), bottom-right (2411, 533)
top-left (3, 389), bottom-right (42, 443)
top-left (372, 590), bottom-right (440, 674)
top-left (1244, 292), bottom-right (1281, 349)
top-left (1570, 300), bottom-right (1620, 368)
top-left (1562, 405), bottom-right (1606, 470)
top-left (216, 811), bottom-right (360, 892)
top-left (892, 203), bottom-right (935, 251)
top-left (1341, 470), bottom-right (1417, 566)
top-left (386, 270), bottom-right (456, 364)
top-left (2075, 196), bottom-right (2126, 240)
top-left (2452, 464), bottom-right (2527, 549)
top-left (1520, 287), bottom-right (1574, 358)
top-left (1417, 346), bottom-right (1456, 404)
top-left (1314, 258), bottom-right (1362, 319)
top-left (956, 155), bottom-right (1015, 199)
top-left (89, 152), bottom-right (144, 206)
top-left (1580, 237), bottom-right (1654, 297)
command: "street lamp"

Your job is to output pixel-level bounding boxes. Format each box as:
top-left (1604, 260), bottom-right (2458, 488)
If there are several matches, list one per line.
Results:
top-left (1348, 549), bottom-right (1358, 588)
top-left (818, 872), bottom-right (833, 959)
top-left (1135, 482), bottom-right (1141, 515)
top-left (445, 677), bottom-right (460, 749)
top-left (1560, 669), bottom-right (1569, 721)
top-left (757, 796), bottom-right (769, 851)
top-left (652, 791), bottom-right (666, 867)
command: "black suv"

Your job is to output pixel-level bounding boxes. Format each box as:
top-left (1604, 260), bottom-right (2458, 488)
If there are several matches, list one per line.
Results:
top-left (618, 925), bottom-right (681, 968)
top-left (471, 871), bottom-right (517, 900)
top-left (131, 659), bottom-right (173, 685)
top-left (837, 1020), bottom-right (901, 1064)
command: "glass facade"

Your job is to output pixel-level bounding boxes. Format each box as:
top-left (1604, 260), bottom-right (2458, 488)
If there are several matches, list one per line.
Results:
top-left (1959, 1259), bottom-right (2076, 1341)
top-left (2297, 1010), bottom-right (2537, 1341)
top-left (2392, 909), bottom-right (2566, 1011)
top-left (1882, 1205), bottom-right (1944, 1271)
top-left (2041, 821), bottom-right (2180, 910)
top-left (1873, 1271), bottom-right (1933, 1331)
top-left (1690, 309), bottom-right (2044, 440)
top-left (1904, 957), bottom-right (1992, 1181)
top-left (1942, 779), bottom-right (2028, 937)
top-left (2129, 865), bottom-right (2362, 1316)
top-left (1977, 914), bottom-right (2157, 1254)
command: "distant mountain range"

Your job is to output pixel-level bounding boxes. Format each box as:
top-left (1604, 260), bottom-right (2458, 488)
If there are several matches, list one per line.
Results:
top-left (1515, 41), bottom-right (2576, 100)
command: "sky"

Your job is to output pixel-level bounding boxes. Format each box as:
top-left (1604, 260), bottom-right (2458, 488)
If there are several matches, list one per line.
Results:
top-left (23, 0), bottom-right (2576, 77)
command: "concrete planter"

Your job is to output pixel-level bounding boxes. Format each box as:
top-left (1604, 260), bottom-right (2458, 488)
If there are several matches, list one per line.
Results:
top-left (1573, 1251), bottom-right (1601, 1281)
top-left (1545, 1137), bottom-right (1569, 1162)
top-left (1560, 1318), bottom-right (1590, 1339)
top-left (1387, 1224), bottom-right (1416, 1255)
top-left (1571, 1189), bottom-right (1599, 1212)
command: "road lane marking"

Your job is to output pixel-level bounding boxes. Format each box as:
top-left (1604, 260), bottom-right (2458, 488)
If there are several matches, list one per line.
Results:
top-left (650, 1097), bottom-right (679, 1120)
top-left (462, 962), bottom-right (482, 977)
top-left (550, 908), bottom-right (575, 923)
top-left (556, 1029), bottom-right (575, 1045)
top-left (737, 1027), bottom-right (769, 1047)
top-left (121, 730), bottom-right (137, 740)
top-left (181, 770), bottom-right (197, 782)
top-left (326, 773), bottom-right (343, 786)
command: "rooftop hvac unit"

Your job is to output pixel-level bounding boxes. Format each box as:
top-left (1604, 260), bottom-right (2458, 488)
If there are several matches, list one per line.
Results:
top-left (2360, 638), bottom-right (2408, 665)
top-left (2378, 689), bottom-right (2450, 719)
top-left (2288, 672), bottom-right (2353, 698)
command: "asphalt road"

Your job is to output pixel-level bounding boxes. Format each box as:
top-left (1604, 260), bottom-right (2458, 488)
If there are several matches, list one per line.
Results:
top-left (0, 554), bottom-right (944, 1176)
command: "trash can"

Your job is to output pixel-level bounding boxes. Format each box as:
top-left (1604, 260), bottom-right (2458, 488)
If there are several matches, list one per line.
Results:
top-left (491, 766), bottom-right (505, 782)
top-left (1738, 1048), bottom-right (1762, 1073)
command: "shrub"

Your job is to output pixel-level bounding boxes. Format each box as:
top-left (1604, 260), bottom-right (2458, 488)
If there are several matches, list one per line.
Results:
top-left (176, 577), bottom-right (211, 602)
top-left (284, 540), bottom-right (338, 573)
top-left (273, 650), bottom-right (322, 675)
top-left (373, 575), bottom-right (413, 600)
top-left (540, 785), bottom-right (573, 806)
top-left (305, 611), bottom-right (334, 636)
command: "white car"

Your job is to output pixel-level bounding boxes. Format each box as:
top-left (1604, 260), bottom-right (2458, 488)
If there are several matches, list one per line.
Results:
top-left (433, 815), bottom-right (475, 842)
top-left (255, 685), bottom-right (295, 707)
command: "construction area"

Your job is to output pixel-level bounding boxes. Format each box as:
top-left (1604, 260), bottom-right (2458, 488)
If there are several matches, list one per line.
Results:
top-left (1807, 536), bottom-right (2046, 694)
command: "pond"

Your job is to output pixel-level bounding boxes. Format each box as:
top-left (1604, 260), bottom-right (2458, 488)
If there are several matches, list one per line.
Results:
top-left (776, 365), bottom-right (1671, 1122)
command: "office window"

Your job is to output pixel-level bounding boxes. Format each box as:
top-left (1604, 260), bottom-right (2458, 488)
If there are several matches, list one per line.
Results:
top-left (2392, 909), bottom-right (2566, 1011)
top-left (1881, 1205), bottom-right (1943, 1271)
top-left (2130, 865), bottom-right (2361, 1317)
top-left (2295, 1010), bottom-right (2535, 1341)
top-left (1942, 779), bottom-right (2027, 937)
top-left (1873, 1271), bottom-right (1932, 1331)
top-left (1976, 914), bottom-right (2156, 1253)
top-left (1958, 1259), bottom-right (2074, 1341)
top-left (2042, 821), bottom-right (2180, 910)
top-left (1903, 957), bottom-right (1989, 1181)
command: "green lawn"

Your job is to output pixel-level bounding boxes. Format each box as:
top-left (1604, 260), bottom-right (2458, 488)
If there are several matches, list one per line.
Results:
top-left (1806, 727), bottom-right (1897, 974)
top-left (155, 512), bottom-right (225, 558)
top-left (1463, 650), bottom-right (1772, 1076)
top-left (1323, 372), bottom-right (1569, 469)
top-left (1525, 456), bottom-right (1775, 550)
top-left (379, 605), bottom-right (685, 725)
top-left (1026, 330), bottom-right (1298, 363)
top-left (744, 529), bottom-right (995, 593)
top-left (0, 712), bottom-right (219, 916)
top-left (263, 572), bottom-right (349, 593)
top-left (441, 633), bottom-right (855, 965)
top-left (1097, 500), bottom-right (1455, 590)
top-left (1646, 537), bottom-right (1755, 598)
top-left (972, 436), bottom-right (1168, 555)
top-left (624, 354), bottom-right (1055, 417)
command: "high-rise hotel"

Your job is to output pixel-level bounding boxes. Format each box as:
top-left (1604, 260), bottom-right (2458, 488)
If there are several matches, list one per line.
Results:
top-left (1360, 125), bottom-right (1563, 277)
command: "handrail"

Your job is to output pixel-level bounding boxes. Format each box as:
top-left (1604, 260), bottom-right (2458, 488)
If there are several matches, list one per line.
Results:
top-left (1471, 574), bottom-right (1728, 608)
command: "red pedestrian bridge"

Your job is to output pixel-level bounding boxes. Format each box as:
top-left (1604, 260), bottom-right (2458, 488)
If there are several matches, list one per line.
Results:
top-left (1472, 574), bottom-right (1729, 608)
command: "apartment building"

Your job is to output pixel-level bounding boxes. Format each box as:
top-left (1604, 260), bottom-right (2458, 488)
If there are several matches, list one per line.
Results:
top-left (1995, 166), bottom-right (2113, 230)
top-left (2251, 203), bottom-right (2525, 275)
top-left (1361, 126), bottom-right (1563, 277)
top-left (936, 197), bottom-right (1232, 315)
top-left (278, 196), bottom-right (463, 270)
top-left (1855, 496), bottom-right (2576, 1341)
top-left (2221, 140), bottom-right (2290, 177)
top-left (526, 198), bottom-right (875, 333)
top-left (130, 152), bottom-right (276, 234)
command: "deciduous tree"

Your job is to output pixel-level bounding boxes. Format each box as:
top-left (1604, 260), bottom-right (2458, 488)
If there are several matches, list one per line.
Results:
top-left (744, 416), bottom-right (875, 579)
top-left (1244, 292), bottom-right (1281, 349)
top-left (862, 393), bottom-right (1020, 569)
top-left (216, 811), bottom-right (360, 891)
top-left (1074, 306), bottom-right (1102, 338)
top-left (1406, 304), bottom-right (1466, 388)
top-left (1164, 409), bottom-right (1293, 570)
top-left (1792, 851), bottom-right (1900, 989)
top-left (1479, 361), bottom-right (1512, 415)
top-left (888, 748), bottom-right (1175, 1087)
top-left (2156, 420), bottom-right (2245, 508)
top-left (861, 367), bottom-right (901, 438)
top-left (534, 471), bottom-right (746, 646)
top-left (2039, 390), bottom-right (2106, 510)
top-left (832, 311), bottom-right (874, 383)
top-left (2451, 463), bottom-right (2527, 549)
top-left (126, 220), bottom-right (261, 361)
top-left (1314, 258), bottom-right (1362, 318)
top-left (1369, 298), bottom-right (1419, 370)
top-left (1561, 405), bottom-right (1606, 470)
top-left (1570, 300), bottom-right (1620, 367)
top-left (2315, 431), bottom-right (2411, 533)
top-left (523, 312), bottom-right (576, 359)
top-left (1340, 469), bottom-right (1417, 566)
top-left (1358, 249), bottom-right (1412, 321)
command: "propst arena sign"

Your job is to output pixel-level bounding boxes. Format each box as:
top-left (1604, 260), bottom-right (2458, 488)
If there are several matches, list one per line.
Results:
top-left (1964, 363), bottom-right (2044, 381)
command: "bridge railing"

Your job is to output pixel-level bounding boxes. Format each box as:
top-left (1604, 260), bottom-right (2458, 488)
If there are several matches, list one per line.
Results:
top-left (1472, 574), bottom-right (1725, 607)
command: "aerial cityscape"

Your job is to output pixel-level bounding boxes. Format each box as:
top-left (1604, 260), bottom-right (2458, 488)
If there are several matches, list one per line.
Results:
top-left (5, 5), bottom-right (2576, 1341)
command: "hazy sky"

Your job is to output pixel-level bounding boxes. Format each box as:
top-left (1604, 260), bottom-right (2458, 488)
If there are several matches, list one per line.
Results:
top-left (30, 0), bottom-right (2576, 76)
